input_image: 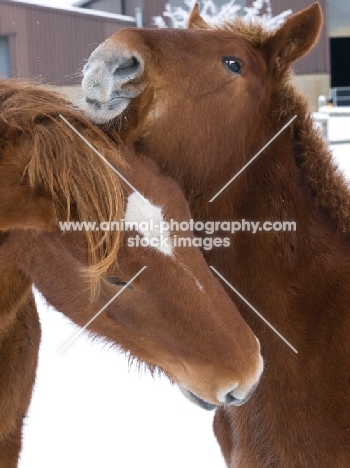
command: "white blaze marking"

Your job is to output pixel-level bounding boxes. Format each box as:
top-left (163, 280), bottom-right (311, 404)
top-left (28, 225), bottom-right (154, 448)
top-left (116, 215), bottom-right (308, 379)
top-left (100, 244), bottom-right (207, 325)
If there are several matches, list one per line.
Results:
top-left (124, 192), bottom-right (172, 256)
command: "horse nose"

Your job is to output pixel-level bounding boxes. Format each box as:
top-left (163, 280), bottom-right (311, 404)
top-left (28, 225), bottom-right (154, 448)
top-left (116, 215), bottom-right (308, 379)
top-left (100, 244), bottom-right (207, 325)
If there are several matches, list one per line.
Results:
top-left (82, 48), bottom-right (144, 100)
top-left (218, 351), bottom-right (263, 406)
top-left (111, 55), bottom-right (141, 78)
top-left (225, 391), bottom-right (241, 405)
top-left (224, 382), bottom-right (259, 406)
top-left (83, 47), bottom-right (143, 85)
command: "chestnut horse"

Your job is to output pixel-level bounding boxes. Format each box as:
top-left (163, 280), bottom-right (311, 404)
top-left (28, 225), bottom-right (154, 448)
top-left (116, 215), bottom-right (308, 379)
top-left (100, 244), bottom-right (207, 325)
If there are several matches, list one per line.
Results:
top-left (0, 80), bottom-right (262, 467)
top-left (81, 3), bottom-right (350, 466)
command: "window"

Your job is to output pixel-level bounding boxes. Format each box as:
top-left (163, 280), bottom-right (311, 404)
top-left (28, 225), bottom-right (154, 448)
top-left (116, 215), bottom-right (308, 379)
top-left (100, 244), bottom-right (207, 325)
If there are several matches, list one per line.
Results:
top-left (331, 37), bottom-right (350, 88)
top-left (0, 37), bottom-right (10, 78)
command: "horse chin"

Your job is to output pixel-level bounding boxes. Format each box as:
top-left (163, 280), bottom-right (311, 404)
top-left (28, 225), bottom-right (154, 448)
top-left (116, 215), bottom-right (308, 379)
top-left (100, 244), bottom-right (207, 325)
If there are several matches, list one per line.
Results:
top-left (179, 386), bottom-right (253, 410)
top-left (82, 98), bottom-right (130, 124)
top-left (179, 386), bottom-right (217, 411)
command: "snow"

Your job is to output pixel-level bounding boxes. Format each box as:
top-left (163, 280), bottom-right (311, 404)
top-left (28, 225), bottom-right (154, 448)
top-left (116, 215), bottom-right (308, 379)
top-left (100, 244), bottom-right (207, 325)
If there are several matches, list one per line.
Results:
top-left (331, 143), bottom-right (350, 178)
top-left (19, 290), bottom-right (226, 468)
top-left (317, 106), bottom-right (350, 144)
top-left (328, 114), bottom-right (350, 172)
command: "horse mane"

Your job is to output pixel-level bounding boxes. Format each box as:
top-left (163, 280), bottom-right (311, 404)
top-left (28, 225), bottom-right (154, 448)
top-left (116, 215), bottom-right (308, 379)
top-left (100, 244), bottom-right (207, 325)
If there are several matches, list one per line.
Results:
top-left (0, 79), bottom-right (126, 294)
top-left (216, 17), bottom-right (275, 47)
top-left (273, 83), bottom-right (350, 237)
top-left (217, 18), bottom-right (350, 237)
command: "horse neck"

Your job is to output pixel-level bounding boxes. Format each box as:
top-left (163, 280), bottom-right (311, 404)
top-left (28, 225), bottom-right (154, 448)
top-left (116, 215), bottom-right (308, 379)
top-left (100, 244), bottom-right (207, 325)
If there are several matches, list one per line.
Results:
top-left (7, 231), bottom-right (126, 345)
top-left (134, 114), bottom-right (257, 198)
top-left (215, 136), bottom-right (350, 354)
top-left (0, 234), bottom-right (32, 337)
top-left (9, 231), bottom-right (96, 317)
top-left (154, 116), bottom-right (349, 345)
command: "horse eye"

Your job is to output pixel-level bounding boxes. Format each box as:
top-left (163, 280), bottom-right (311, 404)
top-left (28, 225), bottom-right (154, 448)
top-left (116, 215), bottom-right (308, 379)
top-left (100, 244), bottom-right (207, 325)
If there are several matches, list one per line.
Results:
top-left (222, 57), bottom-right (241, 74)
top-left (106, 277), bottom-right (133, 289)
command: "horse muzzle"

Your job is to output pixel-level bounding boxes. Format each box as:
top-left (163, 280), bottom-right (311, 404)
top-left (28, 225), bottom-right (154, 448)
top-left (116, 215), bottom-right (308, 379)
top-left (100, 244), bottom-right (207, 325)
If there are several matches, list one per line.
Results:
top-left (81, 42), bottom-right (145, 124)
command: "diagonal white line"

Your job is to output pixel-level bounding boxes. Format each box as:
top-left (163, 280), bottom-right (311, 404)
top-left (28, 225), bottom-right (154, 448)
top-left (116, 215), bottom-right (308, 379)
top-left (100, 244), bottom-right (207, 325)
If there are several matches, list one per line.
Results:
top-left (59, 114), bottom-right (146, 201)
top-left (58, 266), bottom-right (147, 354)
top-left (210, 266), bottom-right (298, 354)
top-left (209, 115), bottom-right (297, 202)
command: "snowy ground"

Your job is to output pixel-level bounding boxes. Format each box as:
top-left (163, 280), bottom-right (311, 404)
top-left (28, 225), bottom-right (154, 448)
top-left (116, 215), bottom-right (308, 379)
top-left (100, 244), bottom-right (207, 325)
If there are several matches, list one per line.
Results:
top-left (19, 142), bottom-right (349, 468)
top-left (19, 291), bottom-right (226, 468)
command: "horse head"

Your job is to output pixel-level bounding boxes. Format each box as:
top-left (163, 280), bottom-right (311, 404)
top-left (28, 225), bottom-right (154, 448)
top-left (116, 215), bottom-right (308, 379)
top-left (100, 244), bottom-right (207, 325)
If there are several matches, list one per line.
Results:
top-left (0, 81), bottom-right (263, 410)
top-left (81, 3), bottom-right (323, 187)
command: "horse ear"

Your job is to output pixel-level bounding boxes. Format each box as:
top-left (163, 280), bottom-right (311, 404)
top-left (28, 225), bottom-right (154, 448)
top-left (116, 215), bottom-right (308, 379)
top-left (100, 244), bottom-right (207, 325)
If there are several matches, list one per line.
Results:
top-left (187, 3), bottom-right (210, 29)
top-left (264, 3), bottom-right (323, 74)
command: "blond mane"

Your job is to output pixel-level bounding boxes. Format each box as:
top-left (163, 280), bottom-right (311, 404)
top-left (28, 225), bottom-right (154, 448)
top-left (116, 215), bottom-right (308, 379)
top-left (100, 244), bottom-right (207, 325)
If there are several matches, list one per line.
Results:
top-left (0, 79), bottom-right (126, 293)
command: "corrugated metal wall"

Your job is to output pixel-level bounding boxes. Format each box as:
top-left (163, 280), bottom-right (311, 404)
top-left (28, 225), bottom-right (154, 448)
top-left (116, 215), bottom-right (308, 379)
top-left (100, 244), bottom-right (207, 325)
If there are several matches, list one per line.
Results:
top-left (83, 0), bottom-right (123, 15)
top-left (169, 0), bottom-right (245, 8)
top-left (82, 0), bottom-right (168, 28)
top-left (0, 0), bottom-right (135, 85)
top-left (141, 0), bottom-right (167, 28)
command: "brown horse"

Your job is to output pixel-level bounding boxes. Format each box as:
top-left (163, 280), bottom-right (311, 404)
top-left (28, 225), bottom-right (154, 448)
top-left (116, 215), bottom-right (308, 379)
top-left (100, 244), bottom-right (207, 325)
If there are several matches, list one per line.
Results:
top-left (0, 80), bottom-right (262, 467)
top-left (81, 3), bottom-right (350, 466)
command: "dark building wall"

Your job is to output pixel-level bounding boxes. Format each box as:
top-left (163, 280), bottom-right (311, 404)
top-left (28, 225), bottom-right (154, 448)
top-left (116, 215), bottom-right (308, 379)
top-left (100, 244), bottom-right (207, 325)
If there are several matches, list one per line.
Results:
top-left (110, 0), bottom-right (168, 28)
top-left (125, 0), bottom-right (142, 18)
top-left (0, 1), bottom-right (29, 78)
top-left (168, 0), bottom-right (245, 9)
top-left (81, 0), bottom-right (167, 27)
top-left (0, 0), bottom-right (135, 84)
top-left (82, 0), bottom-right (123, 15)
top-left (140, 0), bottom-right (167, 28)
top-left (169, 0), bottom-right (245, 8)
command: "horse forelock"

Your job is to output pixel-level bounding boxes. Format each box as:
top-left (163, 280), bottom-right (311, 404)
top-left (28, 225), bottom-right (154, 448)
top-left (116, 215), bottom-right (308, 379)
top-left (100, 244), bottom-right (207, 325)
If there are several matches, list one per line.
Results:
top-left (270, 82), bottom-right (350, 238)
top-left (0, 80), bottom-right (126, 295)
top-left (215, 17), bottom-right (275, 48)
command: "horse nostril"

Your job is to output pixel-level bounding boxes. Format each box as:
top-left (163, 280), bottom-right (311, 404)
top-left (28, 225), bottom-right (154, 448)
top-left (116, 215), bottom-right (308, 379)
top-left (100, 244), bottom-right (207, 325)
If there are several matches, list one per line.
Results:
top-left (85, 97), bottom-right (101, 109)
top-left (113, 56), bottom-right (140, 77)
top-left (225, 392), bottom-right (239, 405)
top-left (224, 381), bottom-right (259, 406)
